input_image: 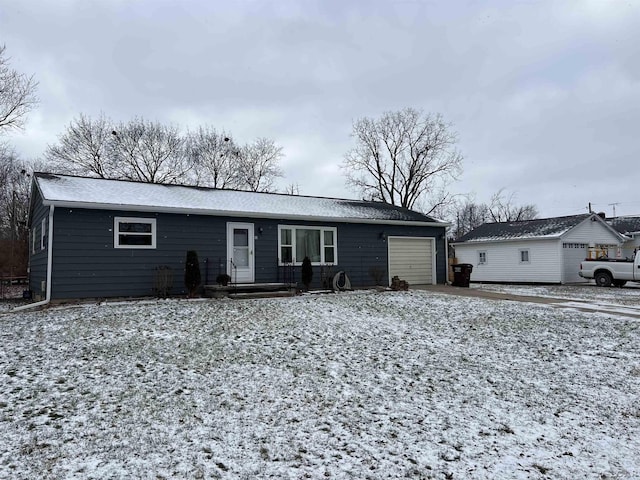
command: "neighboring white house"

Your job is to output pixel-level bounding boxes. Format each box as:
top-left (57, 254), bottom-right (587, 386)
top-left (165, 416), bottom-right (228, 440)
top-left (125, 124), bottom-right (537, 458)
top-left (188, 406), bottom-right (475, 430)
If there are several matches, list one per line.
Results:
top-left (451, 213), bottom-right (628, 284)
top-left (608, 216), bottom-right (640, 259)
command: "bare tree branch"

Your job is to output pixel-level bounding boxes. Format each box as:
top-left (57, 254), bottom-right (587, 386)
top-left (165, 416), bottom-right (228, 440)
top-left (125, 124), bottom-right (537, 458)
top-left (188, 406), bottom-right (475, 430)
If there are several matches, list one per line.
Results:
top-left (0, 145), bottom-right (34, 275)
top-left (488, 188), bottom-right (539, 223)
top-left (449, 197), bottom-right (490, 239)
top-left (45, 113), bottom-right (114, 178)
top-left (237, 137), bottom-right (284, 192)
top-left (449, 190), bottom-right (538, 239)
top-left (0, 45), bottom-right (38, 134)
top-left (107, 118), bottom-right (188, 184)
top-left (283, 183), bottom-right (300, 195)
top-left (186, 127), bottom-right (241, 188)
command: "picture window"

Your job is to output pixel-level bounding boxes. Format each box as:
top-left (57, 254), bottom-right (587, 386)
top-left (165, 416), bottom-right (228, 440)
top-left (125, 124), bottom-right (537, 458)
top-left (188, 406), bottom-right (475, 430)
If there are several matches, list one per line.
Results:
top-left (278, 225), bottom-right (337, 265)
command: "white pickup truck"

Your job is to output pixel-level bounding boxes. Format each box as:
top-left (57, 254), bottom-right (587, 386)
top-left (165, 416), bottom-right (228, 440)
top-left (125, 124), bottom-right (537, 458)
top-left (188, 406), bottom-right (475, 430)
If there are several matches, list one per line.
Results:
top-left (579, 253), bottom-right (640, 287)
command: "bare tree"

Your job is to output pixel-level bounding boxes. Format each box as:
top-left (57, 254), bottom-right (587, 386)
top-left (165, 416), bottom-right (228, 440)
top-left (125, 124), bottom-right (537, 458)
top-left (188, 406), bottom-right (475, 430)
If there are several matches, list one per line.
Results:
top-left (283, 183), bottom-right (300, 195)
top-left (488, 189), bottom-right (538, 223)
top-left (0, 145), bottom-right (33, 276)
top-left (450, 190), bottom-right (538, 239)
top-left (45, 113), bottom-right (114, 178)
top-left (45, 115), bottom-right (286, 189)
top-left (109, 118), bottom-right (189, 184)
top-left (186, 127), bottom-right (241, 188)
top-left (0, 45), bottom-right (38, 134)
top-left (343, 108), bottom-right (463, 215)
top-left (237, 137), bottom-right (284, 192)
top-left (451, 200), bottom-right (491, 239)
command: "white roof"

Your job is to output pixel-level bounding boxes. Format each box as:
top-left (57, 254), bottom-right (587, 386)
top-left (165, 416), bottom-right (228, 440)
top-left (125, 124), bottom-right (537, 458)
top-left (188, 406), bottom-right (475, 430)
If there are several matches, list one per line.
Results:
top-left (34, 173), bottom-right (446, 226)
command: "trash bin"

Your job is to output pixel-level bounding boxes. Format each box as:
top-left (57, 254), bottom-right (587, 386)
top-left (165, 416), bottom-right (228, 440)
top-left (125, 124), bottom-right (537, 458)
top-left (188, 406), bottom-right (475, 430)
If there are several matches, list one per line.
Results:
top-left (452, 263), bottom-right (473, 287)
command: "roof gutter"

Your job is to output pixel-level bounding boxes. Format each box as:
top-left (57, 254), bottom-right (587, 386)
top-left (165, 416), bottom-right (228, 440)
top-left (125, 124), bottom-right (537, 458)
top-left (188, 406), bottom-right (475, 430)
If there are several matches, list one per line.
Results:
top-left (12, 205), bottom-right (54, 312)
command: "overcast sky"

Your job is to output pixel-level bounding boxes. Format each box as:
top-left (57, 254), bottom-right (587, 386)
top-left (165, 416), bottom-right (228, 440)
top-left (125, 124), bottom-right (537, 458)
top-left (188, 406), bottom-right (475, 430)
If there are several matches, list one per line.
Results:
top-left (1, 0), bottom-right (639, 219)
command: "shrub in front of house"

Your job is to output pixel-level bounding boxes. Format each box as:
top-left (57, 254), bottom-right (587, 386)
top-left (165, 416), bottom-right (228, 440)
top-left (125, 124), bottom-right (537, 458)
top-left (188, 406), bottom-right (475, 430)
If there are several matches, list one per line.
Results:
top-left (154, 265), bottom-right (173, 298)
top-left (301, 256), bottom-right (313, 291)
top-left (184, 250), bottom-right (201, 297)
top-left (369, 266), bottom-right (386, 286)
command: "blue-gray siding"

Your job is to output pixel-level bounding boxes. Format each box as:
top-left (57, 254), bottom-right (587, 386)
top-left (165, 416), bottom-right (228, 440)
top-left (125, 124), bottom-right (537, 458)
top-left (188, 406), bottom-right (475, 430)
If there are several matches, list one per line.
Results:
top-left (28, 189), bottom-right (50, 298)
top-left (45, 207), bottom-right (446, 299)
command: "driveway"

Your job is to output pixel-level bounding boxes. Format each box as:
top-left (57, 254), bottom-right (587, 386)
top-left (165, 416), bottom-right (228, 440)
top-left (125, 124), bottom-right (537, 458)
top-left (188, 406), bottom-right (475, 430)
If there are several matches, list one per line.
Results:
top-left (418, 284), bottom-right (640, 319)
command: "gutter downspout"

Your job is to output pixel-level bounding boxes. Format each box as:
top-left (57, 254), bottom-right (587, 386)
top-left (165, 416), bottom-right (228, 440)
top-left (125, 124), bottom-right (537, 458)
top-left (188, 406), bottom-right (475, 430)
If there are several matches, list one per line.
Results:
top-left (12, 205), bottom-right (54, 312)
top-left (444, 227), bottom-right (450, 284)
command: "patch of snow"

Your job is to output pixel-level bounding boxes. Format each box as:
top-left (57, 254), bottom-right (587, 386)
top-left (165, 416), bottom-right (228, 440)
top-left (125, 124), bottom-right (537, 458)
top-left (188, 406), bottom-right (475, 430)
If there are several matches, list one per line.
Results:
top-left (474, 283), bottom-right (640, 307)
top-left (1, 290), bottom-right (639, 479)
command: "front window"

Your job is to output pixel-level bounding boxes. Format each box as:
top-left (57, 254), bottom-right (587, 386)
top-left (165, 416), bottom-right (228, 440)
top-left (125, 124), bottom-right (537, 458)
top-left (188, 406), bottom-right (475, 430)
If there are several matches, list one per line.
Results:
top-left (278, 225), bottom-right (337, 265)
top-left (114, 217), bottom-right (156, 249)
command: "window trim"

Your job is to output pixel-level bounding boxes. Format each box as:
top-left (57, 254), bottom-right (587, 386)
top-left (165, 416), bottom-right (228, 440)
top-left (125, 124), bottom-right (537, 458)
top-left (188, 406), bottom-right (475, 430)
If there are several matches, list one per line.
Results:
top-left (114, 217), bottom-right (157, 249)
top-left (478, 250), bottom-right (487, 265)
top-left (277, 225), bottom-right (337, 266)
top-left (519, 248), bottom-right (530, 264)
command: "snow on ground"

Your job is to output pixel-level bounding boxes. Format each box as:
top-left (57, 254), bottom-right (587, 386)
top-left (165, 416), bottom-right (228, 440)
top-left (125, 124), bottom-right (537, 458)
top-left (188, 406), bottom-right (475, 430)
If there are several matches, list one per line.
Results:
top-left (0, 285), bottom-right (29, 312)
top-left (473, 282), bottom-right (640, 304)
top-left (1, 290), bottom-right (639, 479)
top-left (471, 283), bottom-right (640, 319)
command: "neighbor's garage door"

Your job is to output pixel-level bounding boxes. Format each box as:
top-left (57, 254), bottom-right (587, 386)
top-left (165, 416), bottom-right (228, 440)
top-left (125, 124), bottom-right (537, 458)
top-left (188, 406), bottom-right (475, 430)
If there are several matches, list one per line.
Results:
top-left (562, 243), bottom-right (589, 284)
top-left (388, 237), bottom-right (434, 285)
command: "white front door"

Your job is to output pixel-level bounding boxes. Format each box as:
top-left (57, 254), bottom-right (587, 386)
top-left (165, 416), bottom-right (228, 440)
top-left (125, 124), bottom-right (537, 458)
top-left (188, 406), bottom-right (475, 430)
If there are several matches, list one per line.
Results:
top-left (227, 222), bottom-right (255, 283)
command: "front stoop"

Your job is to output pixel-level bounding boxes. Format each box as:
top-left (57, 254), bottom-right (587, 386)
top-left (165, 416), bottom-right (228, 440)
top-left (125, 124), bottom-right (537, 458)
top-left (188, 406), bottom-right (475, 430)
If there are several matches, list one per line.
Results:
top-left (204, 282), bottom-right (297, 299)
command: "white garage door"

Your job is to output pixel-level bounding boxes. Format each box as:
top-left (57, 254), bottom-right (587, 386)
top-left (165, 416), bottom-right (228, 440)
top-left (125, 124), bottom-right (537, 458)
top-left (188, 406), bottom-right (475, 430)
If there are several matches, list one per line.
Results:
top-left (388, 237), bottom-right (434, 285)
top-left (562, 243), bottom-right (589, 283)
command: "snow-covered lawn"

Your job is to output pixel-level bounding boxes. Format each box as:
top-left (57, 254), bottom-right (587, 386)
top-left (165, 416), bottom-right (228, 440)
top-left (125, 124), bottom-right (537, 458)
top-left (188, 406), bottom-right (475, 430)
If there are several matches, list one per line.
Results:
top-left (1, 290), bottom-right (639, 479)
top-left (473, 282), bottom-right (640, 306)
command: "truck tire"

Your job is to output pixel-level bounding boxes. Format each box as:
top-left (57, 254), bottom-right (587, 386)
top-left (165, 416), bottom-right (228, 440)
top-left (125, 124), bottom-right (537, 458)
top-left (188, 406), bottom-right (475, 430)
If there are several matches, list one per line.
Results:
top-left (594, 271), bottom-right (613, 287)
top-left (613, 280), bottom-right (627, 288)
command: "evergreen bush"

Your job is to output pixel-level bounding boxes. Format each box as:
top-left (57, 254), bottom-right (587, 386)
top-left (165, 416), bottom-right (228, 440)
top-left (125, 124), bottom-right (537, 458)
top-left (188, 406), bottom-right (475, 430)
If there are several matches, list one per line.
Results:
top-left (184, 250), bottom-right (201, 297)
top-left (301, 256), bottom-right (313, 291)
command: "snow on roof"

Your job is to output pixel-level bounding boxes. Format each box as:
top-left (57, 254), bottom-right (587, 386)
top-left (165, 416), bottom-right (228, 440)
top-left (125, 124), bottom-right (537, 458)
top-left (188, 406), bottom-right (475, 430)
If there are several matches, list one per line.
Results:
top-left (454, 214), bottom-right (593, 243)
top-left (34, 173), bottom-right (444, 225)
top-left (608, 216), bottom-right (640, 235)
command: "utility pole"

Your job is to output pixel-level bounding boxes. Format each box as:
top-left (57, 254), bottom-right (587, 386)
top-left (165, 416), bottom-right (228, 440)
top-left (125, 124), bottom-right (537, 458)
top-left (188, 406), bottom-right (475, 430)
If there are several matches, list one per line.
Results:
top-left (10, 190), bottom-right (16, 280)
top-left (608, 203), bottom-right (620, 218)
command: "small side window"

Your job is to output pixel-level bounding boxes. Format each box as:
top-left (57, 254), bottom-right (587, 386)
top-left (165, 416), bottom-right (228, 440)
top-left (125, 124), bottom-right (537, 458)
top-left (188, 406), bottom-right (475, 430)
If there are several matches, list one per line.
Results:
top-left (114, 217), bottom-right (157, 249)
top-left (519, 249), bottom-right (530, 263)
top-left (40, 218), bottom-right (47, 250)
top-left (478, 251), bottom-right (487, 265)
